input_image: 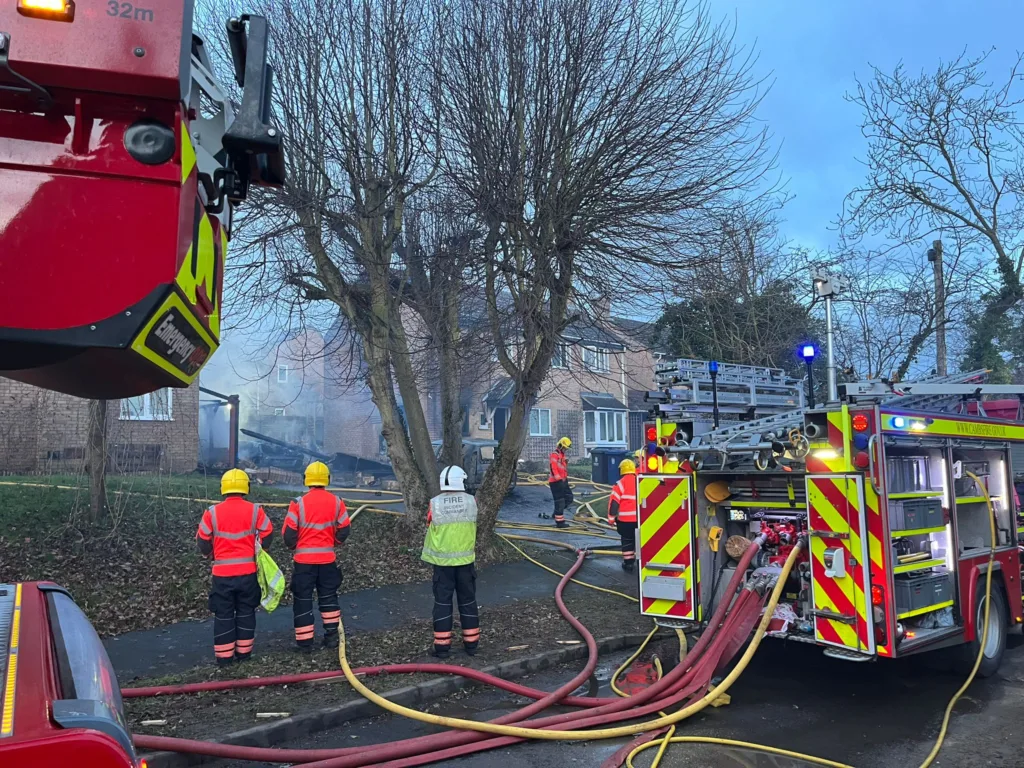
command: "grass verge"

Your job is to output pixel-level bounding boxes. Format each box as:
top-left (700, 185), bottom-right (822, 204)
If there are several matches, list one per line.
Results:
top-left (0, 474), bottom-right (518, 636)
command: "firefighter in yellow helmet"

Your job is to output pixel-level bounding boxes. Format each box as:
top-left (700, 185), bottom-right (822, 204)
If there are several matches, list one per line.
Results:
top-left (608, 459), bottom-right (638, 572)
top-left (548, 436), bottom-right (573, 528)
top-left (283, 461), bottom-right (351, 652)
top-left (195, 469), bottom-right (273, 666)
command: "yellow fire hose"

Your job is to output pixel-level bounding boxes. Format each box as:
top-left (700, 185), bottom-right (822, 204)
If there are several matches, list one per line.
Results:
top-left (336, 542), bottom-right (803, 740)
top-left (498, 535), bottom-right (639, 602)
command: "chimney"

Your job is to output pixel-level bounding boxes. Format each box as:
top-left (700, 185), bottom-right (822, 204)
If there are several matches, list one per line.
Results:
top-left (592, 293), bottom-right (612, 320)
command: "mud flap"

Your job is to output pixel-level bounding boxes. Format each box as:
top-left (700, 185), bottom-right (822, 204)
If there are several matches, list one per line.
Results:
top-left (806, 474), bottom-right (875, 655)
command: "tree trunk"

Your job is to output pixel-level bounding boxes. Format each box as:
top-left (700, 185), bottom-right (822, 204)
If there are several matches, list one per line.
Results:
top-left (388, 307), bottom-right (441, 494)
top-left (361, 338), bottom-right (431, 542)
top-left (438, 294), bottom-right (464, 469)
top-left (87, 399), bottom-right (107, 524)
top-left (474, 370), bottom-right (544, 548)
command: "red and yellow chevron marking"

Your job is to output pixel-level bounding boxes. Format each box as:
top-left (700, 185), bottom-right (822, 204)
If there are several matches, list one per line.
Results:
top-left (638, 476), bottom-right (696, 620)
top-left (807, 476), bottom-right (871, 652)
top-left (862, 479), bottom-right (892, 655)
top-left (806, 407), bottom-right (853, 473)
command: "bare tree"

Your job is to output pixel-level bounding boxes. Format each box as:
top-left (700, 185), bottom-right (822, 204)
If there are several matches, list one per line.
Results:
top-left (439, 0), bottom-right (772, 538)
top-left (230, 0), bottom-right (453, 537)
top-left (832, 238), bottom-right (979, 381)
top-left (653, 199), bottom-right (823, 376)
top-left (841, 51), bottom-right (1024, 377)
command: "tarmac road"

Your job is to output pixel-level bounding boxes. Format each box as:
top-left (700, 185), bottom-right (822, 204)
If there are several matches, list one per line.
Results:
top-left (215, 629), bottom-right (1024, 768)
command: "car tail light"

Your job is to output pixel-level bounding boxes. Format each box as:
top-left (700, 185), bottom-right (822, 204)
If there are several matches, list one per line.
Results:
top-left (871, 585), bottom-right (884, 605)
top-left (17, 0), bottom-right (75, 21)
top-left (647, 456), bottom-right (659, 472)
top-left (852, 413), bottom-right (870, 432)
top-left (646, 425), bottom-right (657, 442)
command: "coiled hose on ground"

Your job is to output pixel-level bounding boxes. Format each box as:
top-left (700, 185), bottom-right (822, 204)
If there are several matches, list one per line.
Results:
top-left (130, 539), bottom-right (769, 764)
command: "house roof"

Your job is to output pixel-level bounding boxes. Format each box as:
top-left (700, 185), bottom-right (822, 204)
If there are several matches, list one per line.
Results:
top-left (581, 392), bottom-right (627, 411)
top-left (561, 318), bottom-right (625, 350)
top-left (483, 377), bottom-right (514, 408)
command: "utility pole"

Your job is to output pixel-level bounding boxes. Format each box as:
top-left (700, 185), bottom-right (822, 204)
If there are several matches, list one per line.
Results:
top-left (927, 240), bottom-right (947, 376)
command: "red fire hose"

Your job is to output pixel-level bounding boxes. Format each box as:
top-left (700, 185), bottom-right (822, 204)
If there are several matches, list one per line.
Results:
top-left (131, 542), bottom-right (765, 767)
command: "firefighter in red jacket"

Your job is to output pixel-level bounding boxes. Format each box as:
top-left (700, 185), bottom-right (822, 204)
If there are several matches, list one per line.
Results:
top-left (196, 469), bottom-right (274, 666)
top-left (548, 436), bottom-right (572, 528)
top-left (284, 461), bottom-right (351, 652)
top-left (608, 459), bottom-right (638, 572)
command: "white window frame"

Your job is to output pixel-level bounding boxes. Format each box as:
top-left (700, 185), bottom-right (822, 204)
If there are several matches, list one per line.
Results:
top-left (277, 364), bottom-right (289, 383)
top-left (120, 389), bottom-right (174, 421)
top-left (583, 346), bottom-right (610, 373)
top-left (584, 409), bottom-right (627, 446)
top-left (274, 407), bottom-right (286, 416)
top-left (479, 409), bottom-right (491, 430)
top-left (551, 343), bottom-right (570, 370)
top-left (529, 408), bottom-right (552, 437)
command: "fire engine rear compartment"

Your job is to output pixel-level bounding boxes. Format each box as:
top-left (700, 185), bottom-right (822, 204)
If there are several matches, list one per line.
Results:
top-left (640, 409), bottom-right (1022, 666)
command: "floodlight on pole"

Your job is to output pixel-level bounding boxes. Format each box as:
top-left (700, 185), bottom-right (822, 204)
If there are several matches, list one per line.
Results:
top-left (811, 273), bottom-right (846, 403)
top-left (800, 344), bottom-right (817, 408)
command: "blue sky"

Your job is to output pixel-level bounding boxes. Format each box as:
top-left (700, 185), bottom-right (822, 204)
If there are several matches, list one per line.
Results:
top-left (712, 0), bottom-right (1024, 252)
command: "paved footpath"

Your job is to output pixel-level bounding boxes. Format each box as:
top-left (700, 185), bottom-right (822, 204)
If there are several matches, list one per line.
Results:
top-left (106, 485), bottom-right (629, 681)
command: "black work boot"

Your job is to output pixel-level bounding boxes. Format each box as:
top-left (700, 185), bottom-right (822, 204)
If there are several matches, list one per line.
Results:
top-left (433, 645), bottom-right (451, 659)
top-left (464, 643), bottom-right (479, 657)
top-left (216, 657), bottom-right (235, 669)
top-left (294, 644), bottom-right (313, 655)
top-left (622, 559), bottom-right (635, 573)
top-left (323, 632), bottom-right (340, 650)
top-left (555, 520), bottom-right (569, 529)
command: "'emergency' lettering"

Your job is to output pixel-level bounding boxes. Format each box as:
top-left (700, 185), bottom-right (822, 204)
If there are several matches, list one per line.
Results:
top-left (154, 315), bottom-right (198, 360)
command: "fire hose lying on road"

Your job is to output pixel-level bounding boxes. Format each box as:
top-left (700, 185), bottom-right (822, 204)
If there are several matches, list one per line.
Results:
top-left (128, 539), bottom-right (813, 766)
top-left (125, 504), bottom-right (998, 768)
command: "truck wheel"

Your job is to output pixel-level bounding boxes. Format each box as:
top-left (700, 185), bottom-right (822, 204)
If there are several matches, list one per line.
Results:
top-left (958, 579), bottom-right (1007, 679)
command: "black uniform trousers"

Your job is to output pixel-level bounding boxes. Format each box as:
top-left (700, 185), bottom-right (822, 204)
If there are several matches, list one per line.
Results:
top-left (291, 562), bottom-right (343, 648)
top-left (210, 573), bottom-right (261, 665)
top-left (432, 564), bottom-right (479, 652)
top-left (549, 479), bottom-right (573, 523)
top-left (616, 520), bottom-right (638, 564)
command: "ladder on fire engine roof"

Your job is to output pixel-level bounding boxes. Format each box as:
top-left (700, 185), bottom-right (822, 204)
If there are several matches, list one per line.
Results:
top-left (648, 359), bottom-right (805, 420)
top-left (679, 369), bottom-right (993, 461)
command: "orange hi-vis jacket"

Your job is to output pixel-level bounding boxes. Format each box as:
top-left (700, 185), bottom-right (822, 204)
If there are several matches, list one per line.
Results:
top-left (283, 488), bottom-right (351, 564)
top-left (608, 473), bottom-right (638, 524)
top-left (548, 451), bottom-right (568, 483)
top-left (196, 497), bottom-right (273, 577)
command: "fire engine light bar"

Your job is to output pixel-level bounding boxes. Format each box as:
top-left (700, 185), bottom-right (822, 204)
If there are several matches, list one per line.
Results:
top-left (17, 0), bottom-right (74, 21)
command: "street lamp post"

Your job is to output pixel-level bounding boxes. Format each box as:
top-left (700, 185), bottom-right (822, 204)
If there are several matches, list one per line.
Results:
top-left (800, 345), bottom-right (817, 408)
top-left (709, 360), bottom-right (720, 429)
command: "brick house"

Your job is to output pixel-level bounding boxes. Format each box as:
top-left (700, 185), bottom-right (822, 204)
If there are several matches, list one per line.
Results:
top-left (466, 318), bottom-right (662, 463)
top-left (0, 378), bottom-right (200, 474)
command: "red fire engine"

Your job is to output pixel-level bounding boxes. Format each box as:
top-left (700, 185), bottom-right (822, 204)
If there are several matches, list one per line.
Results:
top-left (637, 362), bottom-right (1024, 675)
top-left (0, 1), bottom-right (284, 765)
top-left (0, 0), bottom-right (284, 399)
top-left (0, 582), bottom-right (139, 766)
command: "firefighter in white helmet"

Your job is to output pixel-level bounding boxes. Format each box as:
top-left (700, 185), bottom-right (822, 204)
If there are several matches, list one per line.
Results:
top-left (421, 466), bottom-right (480, 657)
